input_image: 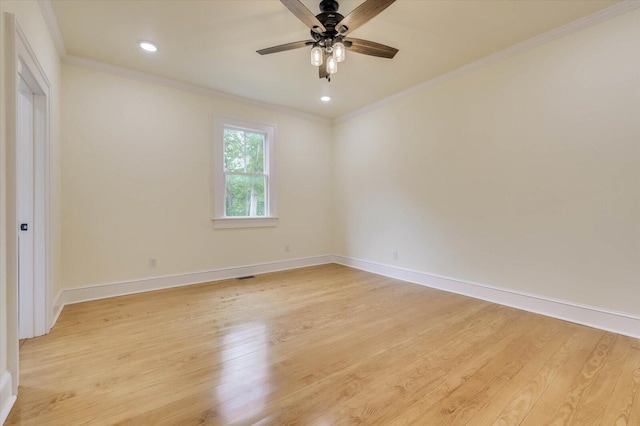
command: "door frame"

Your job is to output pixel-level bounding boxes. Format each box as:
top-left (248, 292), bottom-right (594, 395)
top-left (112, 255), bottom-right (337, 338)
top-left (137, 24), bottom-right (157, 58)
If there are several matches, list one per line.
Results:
top-left (4, 13), bottom-right (53, 393)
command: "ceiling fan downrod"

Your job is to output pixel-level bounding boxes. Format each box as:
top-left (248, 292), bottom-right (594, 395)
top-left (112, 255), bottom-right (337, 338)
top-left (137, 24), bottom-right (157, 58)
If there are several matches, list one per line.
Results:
top-left (319, 0), bottom-right (339, 13)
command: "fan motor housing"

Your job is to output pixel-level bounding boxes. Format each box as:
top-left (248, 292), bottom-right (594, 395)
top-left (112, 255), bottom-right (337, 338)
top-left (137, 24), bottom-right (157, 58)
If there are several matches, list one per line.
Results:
top-left (311, 11), bottom-right (345, 40)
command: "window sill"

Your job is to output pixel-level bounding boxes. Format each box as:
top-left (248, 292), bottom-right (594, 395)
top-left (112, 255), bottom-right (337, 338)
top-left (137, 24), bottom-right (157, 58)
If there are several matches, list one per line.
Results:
top-left (213, 217), bottom-right (278, 229)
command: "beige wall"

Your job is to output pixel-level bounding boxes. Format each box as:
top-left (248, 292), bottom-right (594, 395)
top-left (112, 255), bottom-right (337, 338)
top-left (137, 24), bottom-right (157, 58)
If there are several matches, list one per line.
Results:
top-left (1, 0), bottom-right (62, 399)
top-left (61, 63), bottom-right (333, 288)
top-left (333, 9), bottom-right (640, 315)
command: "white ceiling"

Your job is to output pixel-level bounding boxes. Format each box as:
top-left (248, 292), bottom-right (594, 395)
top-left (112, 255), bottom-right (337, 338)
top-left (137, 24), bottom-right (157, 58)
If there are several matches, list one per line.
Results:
top-left (50, 0), bottom-right (620, 119)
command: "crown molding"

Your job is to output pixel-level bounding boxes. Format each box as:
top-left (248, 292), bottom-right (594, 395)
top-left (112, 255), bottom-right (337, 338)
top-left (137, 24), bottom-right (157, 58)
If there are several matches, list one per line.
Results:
top-left (62, 55), bottom-right (331, 124)
top-left (38, 0), bottom-right (639, 126)
top-left (38, 0), bottom-right (66, 57)
top-left (334, 1), bottom-right (640, 124)
top-left (37, 0), bottom-right (329, 123)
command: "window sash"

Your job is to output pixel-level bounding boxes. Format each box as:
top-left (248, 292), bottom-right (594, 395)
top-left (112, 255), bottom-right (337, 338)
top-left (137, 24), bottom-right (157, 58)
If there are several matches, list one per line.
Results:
top-left (213, 115), bottom-right (277, 228)
top-left (223, 127), bottom-right (266, 174)
top-left (223, 126), bottom-right (268, 218)
top-left (224, 171), bottom-right (267, 178)
top-left (224, 172), bottom-right (269, 218)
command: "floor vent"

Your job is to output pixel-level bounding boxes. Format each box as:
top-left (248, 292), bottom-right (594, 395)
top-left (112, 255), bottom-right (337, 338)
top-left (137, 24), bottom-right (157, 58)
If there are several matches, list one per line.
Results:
top-left (237, 275), bottom-right (255, 280)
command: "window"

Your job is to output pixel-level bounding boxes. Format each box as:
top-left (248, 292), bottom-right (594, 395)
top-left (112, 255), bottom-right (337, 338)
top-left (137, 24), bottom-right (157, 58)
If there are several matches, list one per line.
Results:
top-left (213, 116), bottom-right (277, 228)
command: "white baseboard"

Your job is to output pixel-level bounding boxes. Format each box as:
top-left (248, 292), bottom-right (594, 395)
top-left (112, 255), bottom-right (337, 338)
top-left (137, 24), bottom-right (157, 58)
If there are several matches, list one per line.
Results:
top-left (0, 371), bottom-right (17, 425)
top-left (51, 254), bottom-right (639, 340)
top-left (334, 255), bottom-right (640, 339)
top-left (56, 255), bottom-right (335, 308)
top-left (52, 289), bottom-right (64, 326)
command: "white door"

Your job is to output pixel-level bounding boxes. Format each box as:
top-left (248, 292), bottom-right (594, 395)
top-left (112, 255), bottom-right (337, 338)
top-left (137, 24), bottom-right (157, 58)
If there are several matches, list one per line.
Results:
top-left (17, 77), bottom-right (35, 339)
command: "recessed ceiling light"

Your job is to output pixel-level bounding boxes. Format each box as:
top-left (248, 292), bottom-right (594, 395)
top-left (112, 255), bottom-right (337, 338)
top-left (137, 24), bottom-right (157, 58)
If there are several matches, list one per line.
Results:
top-left (139, 41), bottom-right (157, 52)
top-left (320, 96), bottom-right (331, 102)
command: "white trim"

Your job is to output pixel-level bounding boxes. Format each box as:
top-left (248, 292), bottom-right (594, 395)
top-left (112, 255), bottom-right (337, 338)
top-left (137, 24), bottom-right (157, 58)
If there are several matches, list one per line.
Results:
top-left (57, 255), bottom-right (334, 307)
top-left (212, 115), bottom-right (277, 228)
top-left (4, 13), bottom-right (55, 401)
top-left (13, 21), bottom-right (51, 89)
top-left (62, 55), bottom-right (331, 124)
top-left (0, 371), bottom-right (17, 425)
top-left (334, 1), bottom-right (640, 124)
top-left (52, 289), bottom-right (63, 326)
top-left (37, 0), bottom-right (66, 57)
top-left (213, 217), bottom-right (279, 229)
top-left (13, 19), bottom-right (53, 338)
top-left (334, 255), bottom-right (640, 339)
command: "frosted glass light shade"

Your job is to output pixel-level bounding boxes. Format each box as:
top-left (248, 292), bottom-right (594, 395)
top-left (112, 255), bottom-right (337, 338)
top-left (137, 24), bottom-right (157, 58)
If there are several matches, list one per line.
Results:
top-left (326, 55), bottom-right (338, 74)
top-left (311, 46), bottom-right (323, 66)
top-left (334, 42), bottom-right (345, 62)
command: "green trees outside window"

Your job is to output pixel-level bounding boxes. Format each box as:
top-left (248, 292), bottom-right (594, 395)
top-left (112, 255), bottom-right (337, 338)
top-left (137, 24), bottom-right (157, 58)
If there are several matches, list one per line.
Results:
top-left (223, 128), bottom-right (266, 217)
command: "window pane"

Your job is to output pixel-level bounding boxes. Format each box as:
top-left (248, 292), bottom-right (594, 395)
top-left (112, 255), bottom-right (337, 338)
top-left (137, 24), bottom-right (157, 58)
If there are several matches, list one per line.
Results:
top-left (224, 129), bottom-right (245, 172)
top-left (225, 174), bottom-right (266, 217)
top-left (245, 132), bottom-right (265, 173)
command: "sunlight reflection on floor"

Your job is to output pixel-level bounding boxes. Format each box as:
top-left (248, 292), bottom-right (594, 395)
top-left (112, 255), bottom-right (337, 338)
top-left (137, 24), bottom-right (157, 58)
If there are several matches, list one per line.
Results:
top-left (216, 321), bottom-right (271, 423)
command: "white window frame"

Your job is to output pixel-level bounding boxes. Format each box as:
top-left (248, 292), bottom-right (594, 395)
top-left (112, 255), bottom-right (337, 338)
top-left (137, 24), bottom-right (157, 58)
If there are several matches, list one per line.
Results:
top-left (212, 115), bottom-right (277, 229)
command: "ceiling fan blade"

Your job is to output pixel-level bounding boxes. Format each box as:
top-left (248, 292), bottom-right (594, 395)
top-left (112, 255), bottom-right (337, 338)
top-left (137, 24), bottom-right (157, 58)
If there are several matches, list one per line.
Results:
top-left (257, 40), bottom-right (314, 55)
top-left (345, 38), bottom-right (398, 58)
top-left (280, 0), bottom-right (326, 34)
top-left (319, 50), bottom-right (328, 79)
top-left (335, 0), bottom-right (396, 35)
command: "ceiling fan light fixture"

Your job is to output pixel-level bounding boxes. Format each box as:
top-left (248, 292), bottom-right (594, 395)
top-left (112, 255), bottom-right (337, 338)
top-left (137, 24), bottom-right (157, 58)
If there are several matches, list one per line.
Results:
top-left (310, 46), bottom-right (323, 66)
top-left (334, 42), bottom-right (346, 62)
top-left (256, 0), bottom-right (399, 81)
top-left (326, 55), bottom-right (338, 74)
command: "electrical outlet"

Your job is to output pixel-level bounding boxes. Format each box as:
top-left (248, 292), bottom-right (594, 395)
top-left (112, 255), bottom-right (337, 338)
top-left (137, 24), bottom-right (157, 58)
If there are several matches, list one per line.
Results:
top-left (392, 250), bottom-right (399, 260)
top-left (148, 258), bottom-right (157, 268)
top-left (285, 244), bottom-right (290, 253)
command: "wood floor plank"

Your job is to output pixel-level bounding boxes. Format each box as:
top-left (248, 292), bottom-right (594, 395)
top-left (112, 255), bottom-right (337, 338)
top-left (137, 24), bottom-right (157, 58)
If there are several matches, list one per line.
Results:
top-left (263, 303), bottom-right (521, 425)
top-left (413, 319), bottom-right (564, 425)
top-left (5, 264), bottom-right (639, 425)
top-left (572, 335), bottom-right (632, 425)
top-left (313, 305), bottom-right (530, 425)
top-left (492, 326), bottom-right (592, 425)
top-left (546, 332), bottom-right (618, 425)
top-left (462, 320), bottom-right (572, 425)
top-left (599, 338), bottom-right (640, 426)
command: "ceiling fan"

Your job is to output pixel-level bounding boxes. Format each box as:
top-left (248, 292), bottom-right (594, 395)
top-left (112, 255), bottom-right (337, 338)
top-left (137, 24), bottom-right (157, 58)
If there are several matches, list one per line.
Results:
top-left (257, 0), bottom-right (398, 81)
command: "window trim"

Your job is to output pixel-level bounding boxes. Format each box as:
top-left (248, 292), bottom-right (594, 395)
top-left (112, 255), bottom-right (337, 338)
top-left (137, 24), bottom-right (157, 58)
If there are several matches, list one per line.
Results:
top-left (212, 115), bottom-right (277, 229)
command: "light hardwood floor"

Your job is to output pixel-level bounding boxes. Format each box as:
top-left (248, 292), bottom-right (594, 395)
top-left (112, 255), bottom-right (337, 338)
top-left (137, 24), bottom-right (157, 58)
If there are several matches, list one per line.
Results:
top-left (6, 264), bottom-right (640, 425)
